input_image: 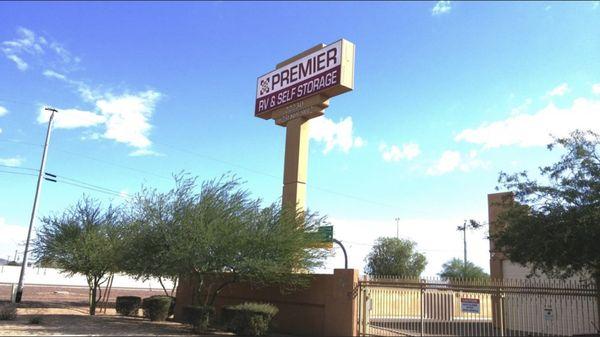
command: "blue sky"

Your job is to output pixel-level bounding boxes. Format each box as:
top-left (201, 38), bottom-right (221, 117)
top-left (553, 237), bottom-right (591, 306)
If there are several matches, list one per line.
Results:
top-left (1, 1), bottom-right (599, 276)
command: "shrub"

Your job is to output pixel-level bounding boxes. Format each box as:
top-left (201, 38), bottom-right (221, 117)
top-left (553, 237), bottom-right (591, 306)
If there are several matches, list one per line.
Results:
top-left (0, 304), bottom-right (17, 321)
top-left (115, 296), bottom-right (141, 317)
top-left (168, 296), bottom-right (176, 317)
top-left (224, 302), bottom-right (278, 336)
top-left (28, 316), bottom-right (43, 324)
top-left (182, 305), bottom-right (214, 333)
top-left (142, 295), bottom-right (172, 321)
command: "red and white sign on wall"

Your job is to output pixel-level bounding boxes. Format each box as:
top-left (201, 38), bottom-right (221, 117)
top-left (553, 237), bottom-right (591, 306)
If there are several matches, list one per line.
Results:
top-left (255, 39), bottom-right (355, 119)
top-left (460, 298), bottom-right (481, 314)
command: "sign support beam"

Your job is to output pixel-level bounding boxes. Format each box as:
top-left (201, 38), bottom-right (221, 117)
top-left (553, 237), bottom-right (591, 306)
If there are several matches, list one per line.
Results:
top-left (282, 116), bottom-right (310, 211)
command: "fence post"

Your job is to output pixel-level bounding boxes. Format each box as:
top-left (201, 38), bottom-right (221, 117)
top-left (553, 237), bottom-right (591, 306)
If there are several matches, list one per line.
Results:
top-left (420, 279), bottom-right (425, 337)
top-left (361, 287), bottom-right (367, 336)
top-left (498, 288), bottom-right (505, 337)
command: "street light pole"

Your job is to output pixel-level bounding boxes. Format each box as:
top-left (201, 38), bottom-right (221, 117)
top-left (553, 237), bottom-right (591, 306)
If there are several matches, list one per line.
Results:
top-left (395, 217), bottom-right (400, 239)
top-left (14, 107), bottom-right (56, 303)
top-left (463, 220), bottom-right (467, 269)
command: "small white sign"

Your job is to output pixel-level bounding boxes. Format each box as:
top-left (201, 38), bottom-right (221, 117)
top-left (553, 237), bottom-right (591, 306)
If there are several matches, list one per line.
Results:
top-left (461, 298), bottom-right (480, 314)
top-left (543, 307), bottom-right (554, 321)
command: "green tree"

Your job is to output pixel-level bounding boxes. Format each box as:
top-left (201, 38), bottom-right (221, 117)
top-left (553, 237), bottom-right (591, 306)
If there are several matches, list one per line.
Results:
top-left (364, 237), bottom-right (427, 277)
top-left (494, 130), bottom-right (600, 284)
top-left (439, 258), bottom-right (489, 280)
top-left (118, 174), bottom-right (197, 296)
top-left (147, 175), bottom-right (329, 306)
top-left (33, 197), bottom-right (122, 315)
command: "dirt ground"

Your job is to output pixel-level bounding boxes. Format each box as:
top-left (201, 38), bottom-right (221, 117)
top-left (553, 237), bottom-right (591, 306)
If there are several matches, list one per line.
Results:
top-left (0, 305), bottom-right (202, 336)
top-left (0, 284), bottom-right (230, 336)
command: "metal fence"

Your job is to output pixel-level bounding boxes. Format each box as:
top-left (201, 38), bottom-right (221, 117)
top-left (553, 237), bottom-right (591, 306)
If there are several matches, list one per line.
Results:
top-left (357, 276), bottom-right (599, 336)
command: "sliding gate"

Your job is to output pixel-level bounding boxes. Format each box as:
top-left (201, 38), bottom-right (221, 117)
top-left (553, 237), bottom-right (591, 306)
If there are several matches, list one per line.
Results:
top-left (357, 276), bottom-right (599, 336)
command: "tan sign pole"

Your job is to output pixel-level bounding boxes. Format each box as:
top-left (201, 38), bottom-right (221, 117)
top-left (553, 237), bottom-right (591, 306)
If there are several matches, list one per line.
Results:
top-left (255, 40), bottom-right (355, 212)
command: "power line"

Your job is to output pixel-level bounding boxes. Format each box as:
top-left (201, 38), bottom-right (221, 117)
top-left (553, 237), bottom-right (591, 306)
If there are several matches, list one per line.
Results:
top-left (1, 164), bottom-right (128, 197)
top-left (2, 139), bottom-right (397, 210)
top-left (157, 141), bottom-right (397, 209)
top-left (0, 139), bottom-right (171, 181)
top-left (0, 169), bottom-right (37, 178)
top-left (157, 142), bottom-right (281, 180)
top-left (0, 164), bottom-right (38, 172)
top-left (0, 168), bottom-right (128, 199)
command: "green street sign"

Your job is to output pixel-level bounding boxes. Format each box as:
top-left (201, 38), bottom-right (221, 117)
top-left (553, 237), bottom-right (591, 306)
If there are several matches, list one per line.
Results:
top-left (317, 226), bottom-right (333, 243)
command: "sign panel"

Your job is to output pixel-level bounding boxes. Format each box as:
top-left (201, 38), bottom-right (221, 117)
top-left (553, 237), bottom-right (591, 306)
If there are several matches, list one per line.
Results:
top-left (255, 39), bottom-right (355, 118)
top-left (460, 298), bottom-right (480, 314)
top-left (543, 307), bottom-right (554, 321)
top-left (317, 226), bottom-right (334, 243)
top-left (307, 226), bottom-right (334, 248)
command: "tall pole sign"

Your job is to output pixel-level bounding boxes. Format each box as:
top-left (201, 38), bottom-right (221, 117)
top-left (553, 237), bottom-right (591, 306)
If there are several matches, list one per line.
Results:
top-left (255, 39), bottom-right (355, 211)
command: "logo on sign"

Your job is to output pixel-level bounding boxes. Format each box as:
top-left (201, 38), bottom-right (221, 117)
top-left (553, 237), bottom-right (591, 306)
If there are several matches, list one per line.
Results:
top-left (260, 79), bottom-right (270, 95)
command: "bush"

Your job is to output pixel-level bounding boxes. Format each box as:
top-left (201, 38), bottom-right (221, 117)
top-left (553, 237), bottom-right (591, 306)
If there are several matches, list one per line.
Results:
top-left (183, 305), bottom-right (214, 332)
top-left (142, 295), bottom-right (172, 321)
top-left (28, 316), bottom-right (43, 324)
top-left (0, 304), bottom-right (17, 321)
top-left (224, 302), bottom-right (278, 336)
top-left (168, 296), bottom-right (176, 317)
top-left (115, 296), bottom-right (141, 316)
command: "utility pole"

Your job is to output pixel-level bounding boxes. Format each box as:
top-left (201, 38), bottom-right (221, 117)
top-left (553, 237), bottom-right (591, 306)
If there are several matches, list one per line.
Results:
top-left (456, 219), bottom-right (483, 278)
top-left (14, 107), bottom-right (56, 303)
top-left (395, 217), bottom-right (400, 239)
top-left (462, 220), bottom-right (467, 268)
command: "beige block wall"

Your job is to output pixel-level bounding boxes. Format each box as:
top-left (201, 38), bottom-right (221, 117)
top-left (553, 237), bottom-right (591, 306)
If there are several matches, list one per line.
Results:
top-left (174, 269), bottom-right (359, 336)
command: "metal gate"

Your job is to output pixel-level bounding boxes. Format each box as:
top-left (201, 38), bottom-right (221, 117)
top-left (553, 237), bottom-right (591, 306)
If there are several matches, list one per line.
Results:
top-left (357, 276), bottom-right (599, 336)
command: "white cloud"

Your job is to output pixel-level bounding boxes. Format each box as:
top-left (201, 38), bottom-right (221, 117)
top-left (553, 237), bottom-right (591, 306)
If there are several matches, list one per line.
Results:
top-left (546, 83), bottom-right (570, 97)
top-left (37, 107), bottom-right (105, 129)
top-left (2, 27), bottom-right (79, 71)
top-left (32, 33), bottom-right (160, 153)
top-left (0, 217), bottom-right (28, 259)
top-left (456, 97), bottom-right (600, 149)
top-left (0, 106), bottom-right (7, 117)
top-left (592, 83), bottom-right (600, 95)
top-left (97, 91), bottom-right (160, 149)
top-left (0, 157), bottom-right (23, 167)
top-left (427, 150), bottom-right (461, 175)
top-left (309, 116), bottom-right (364, 154)
top-left (354, 137), bottom-right (365, 148)
top-left (42, 69), bottom-right (67, 81)
top-left (426, 150), bottom-right (486, 176)
top-left (379, 142), bottom-right (420, 162)
top-left (6, 54), bottom-right (28, 70)
top-left (432, 1), bottom-right (452, 16)
top-left (129, 148), bottom-right (164, 157)
top-left (43, 69), bottom-right (98, 101)
top-left (119, 189), bottom-right (130, 198)
top-left (37, 91), bottom-right (161, 151)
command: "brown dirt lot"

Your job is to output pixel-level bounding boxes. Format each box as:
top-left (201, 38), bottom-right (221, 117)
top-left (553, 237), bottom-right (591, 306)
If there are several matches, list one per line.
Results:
top-left (0, 284), bottom-right (225, 336)
top-left (0, 306), bottom-right (199, 336)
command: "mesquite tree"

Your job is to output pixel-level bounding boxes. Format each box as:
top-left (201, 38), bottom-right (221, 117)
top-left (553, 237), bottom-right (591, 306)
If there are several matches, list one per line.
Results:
top-left (170, 175), bottom-right (329, 306)
top-left (33, 197), bottom-right (122, 315)
top-left (119, 174), bottom-right (329, 307)
top-left (118, 174), bottom-right (197, 296)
